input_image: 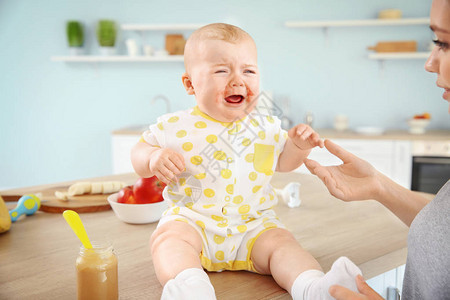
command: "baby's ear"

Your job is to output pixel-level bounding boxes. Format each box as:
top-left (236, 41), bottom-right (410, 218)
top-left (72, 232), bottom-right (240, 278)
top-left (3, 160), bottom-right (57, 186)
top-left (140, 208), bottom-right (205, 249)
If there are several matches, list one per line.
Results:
top-left (182, 73), bottom-right (195, 95)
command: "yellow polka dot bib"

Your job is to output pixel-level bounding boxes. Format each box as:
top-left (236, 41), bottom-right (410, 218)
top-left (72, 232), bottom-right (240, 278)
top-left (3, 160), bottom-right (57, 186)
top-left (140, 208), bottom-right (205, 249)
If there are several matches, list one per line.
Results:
top-left (142, 106), bottom-right (288, 237)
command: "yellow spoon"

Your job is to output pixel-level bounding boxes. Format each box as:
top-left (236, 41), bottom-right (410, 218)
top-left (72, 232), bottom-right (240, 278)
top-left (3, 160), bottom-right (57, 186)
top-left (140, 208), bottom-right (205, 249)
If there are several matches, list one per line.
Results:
top-left (63, 210), bottom-right (92, 249)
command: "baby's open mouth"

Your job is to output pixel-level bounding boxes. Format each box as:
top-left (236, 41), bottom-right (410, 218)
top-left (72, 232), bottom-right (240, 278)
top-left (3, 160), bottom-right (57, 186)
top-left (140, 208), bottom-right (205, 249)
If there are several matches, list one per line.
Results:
top-left (225, 95), bottom-right (244, 104)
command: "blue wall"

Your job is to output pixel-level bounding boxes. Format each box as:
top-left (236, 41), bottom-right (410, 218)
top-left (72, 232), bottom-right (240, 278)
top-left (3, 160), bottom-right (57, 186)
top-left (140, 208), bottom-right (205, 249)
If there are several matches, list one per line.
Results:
top-left (1, 0), bottom-right (447, 188)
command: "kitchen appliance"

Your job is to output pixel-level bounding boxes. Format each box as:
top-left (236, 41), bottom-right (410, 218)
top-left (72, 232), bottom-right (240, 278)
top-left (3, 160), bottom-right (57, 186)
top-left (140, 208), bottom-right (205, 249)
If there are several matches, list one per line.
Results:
top-left (411, 140), bottom-right (450, 194)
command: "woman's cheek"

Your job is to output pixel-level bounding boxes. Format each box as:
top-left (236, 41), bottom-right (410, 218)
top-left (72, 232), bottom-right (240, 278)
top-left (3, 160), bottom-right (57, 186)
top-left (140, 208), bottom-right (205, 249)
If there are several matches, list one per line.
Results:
top-left (442, 54), bottom-right (450, 84)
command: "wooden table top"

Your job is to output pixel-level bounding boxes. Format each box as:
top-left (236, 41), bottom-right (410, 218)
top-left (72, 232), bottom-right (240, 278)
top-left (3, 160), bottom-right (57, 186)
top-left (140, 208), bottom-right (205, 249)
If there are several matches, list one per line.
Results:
top-left (0, 172), bottom-right (417, 300)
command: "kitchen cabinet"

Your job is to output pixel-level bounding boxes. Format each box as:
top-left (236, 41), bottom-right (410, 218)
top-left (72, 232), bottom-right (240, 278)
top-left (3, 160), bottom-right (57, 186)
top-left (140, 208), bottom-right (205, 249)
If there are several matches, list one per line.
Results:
top-left (111, 132), bottom-right (142, 174)
top-left (366, 265), bottom-right (405, 299)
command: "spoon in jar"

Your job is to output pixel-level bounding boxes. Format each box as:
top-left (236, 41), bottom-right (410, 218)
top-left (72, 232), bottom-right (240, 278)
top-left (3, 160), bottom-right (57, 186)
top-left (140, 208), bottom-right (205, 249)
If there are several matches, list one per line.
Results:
top-left (63, 210), bottom-right (92, 249)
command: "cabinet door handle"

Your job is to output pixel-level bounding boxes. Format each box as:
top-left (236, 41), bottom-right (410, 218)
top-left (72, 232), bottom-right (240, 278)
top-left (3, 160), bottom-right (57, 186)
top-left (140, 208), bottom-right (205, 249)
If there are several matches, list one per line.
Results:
top-left (387, 286), bottom-right (400, 300)
top-left (414, 157), bottom-right (450, 165)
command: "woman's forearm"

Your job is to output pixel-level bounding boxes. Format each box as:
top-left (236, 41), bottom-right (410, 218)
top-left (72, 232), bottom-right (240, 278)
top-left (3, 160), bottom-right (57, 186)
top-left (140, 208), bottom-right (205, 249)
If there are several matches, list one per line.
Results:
top-left (375, 173), bottom-right (431, 227)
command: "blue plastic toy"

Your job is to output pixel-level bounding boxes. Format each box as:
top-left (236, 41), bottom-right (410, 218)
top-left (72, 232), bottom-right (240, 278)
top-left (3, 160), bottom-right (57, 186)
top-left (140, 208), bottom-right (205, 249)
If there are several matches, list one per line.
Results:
top-left (9, 194), bottom-right (41, 222)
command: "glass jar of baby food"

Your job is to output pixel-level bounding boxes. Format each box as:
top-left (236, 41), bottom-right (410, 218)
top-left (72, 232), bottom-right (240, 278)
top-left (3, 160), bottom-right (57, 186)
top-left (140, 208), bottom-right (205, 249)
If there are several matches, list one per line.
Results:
top-left (76, 242), bottom-right (118, 300)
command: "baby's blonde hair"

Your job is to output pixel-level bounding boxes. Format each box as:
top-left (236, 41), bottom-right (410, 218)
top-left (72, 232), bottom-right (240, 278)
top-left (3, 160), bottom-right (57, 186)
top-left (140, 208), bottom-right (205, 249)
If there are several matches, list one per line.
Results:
top-left (184, 23), bottom-right (255, 72)
top-left (188, 23), bottom-right (253, 44)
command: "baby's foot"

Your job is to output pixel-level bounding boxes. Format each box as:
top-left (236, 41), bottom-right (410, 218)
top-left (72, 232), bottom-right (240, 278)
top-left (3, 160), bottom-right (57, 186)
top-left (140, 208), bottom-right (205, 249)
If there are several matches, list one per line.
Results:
top-left (161, 268), bottom-right (216, 300)
top-left (308, 256), bottom-right (361, 299)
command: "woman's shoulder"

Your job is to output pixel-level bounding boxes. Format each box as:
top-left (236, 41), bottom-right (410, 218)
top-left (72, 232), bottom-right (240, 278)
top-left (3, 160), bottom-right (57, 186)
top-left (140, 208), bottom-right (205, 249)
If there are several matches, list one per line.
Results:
top-left (404, 181), bottom-right (450, 299)
top-left (432, 180), bottom-right (450, 204)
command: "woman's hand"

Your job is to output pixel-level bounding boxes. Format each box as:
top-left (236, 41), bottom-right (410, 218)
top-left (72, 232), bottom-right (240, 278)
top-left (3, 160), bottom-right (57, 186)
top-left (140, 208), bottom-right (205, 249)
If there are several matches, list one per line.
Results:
top-left (149, 148), bottom-right (185, 185)
top-left (329, 275), bottom-right (384, 300)
top-left (304, 139), bottom-right (382, 201)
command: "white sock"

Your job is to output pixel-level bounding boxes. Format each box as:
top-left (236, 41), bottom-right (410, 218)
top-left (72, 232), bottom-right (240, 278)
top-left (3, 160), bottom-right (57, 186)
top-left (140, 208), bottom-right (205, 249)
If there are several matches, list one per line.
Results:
top-left (291, 257), bottom-right (362, 300)
top-left (161, 268), bottom-right (216, 300)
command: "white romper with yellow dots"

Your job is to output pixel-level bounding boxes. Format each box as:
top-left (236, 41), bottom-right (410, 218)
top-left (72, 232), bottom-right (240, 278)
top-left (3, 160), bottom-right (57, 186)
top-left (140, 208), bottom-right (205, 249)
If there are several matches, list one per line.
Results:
top-left (142, 106), bottom-right (288, 272)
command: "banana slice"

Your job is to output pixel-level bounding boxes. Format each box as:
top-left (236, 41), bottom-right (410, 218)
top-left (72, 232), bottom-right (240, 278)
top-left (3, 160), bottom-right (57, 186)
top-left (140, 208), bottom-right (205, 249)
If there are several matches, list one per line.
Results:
top-left (91, 182), bottom-right (103, 194)
top-left (112, 181), bottom-right (124, 191)
top-left (102, 182), bottom-right (114, 194)
top-left (68, 182), bottom-right (91, 196)
top-left (65, 181), bottom-right (127, 197)
top-left (55, 191), bottom-right (69, 201)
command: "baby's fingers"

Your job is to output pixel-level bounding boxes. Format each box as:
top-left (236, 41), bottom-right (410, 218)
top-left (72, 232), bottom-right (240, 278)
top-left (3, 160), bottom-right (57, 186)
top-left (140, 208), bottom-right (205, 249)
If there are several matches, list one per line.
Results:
top-left (158, 165), bottom-right (178, 185)
top-left (154, 171), bottom-right (173, 186)
top-left (296, 125), bottom-right (313, 140)
top-left (170, 153), bottom-right (185, 173)
top-left (309, 132), bottom-right (324, 148)
top-left (163, 161), bottom-right (182, 182)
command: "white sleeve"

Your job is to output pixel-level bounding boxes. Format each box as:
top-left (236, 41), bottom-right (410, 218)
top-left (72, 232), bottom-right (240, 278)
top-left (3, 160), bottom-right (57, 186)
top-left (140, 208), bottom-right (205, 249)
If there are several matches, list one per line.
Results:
top-left (279, 127), bottom-right (288, 153)
top-left (273, 116), bottom-right (288, 153)
top-left (141, 120), bottom-right (165, 148)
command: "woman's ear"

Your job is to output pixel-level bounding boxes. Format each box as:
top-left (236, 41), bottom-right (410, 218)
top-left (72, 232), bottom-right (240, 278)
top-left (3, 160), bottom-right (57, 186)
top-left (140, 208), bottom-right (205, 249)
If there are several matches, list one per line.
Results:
top-left (182, 73), bottom-right (195, 95)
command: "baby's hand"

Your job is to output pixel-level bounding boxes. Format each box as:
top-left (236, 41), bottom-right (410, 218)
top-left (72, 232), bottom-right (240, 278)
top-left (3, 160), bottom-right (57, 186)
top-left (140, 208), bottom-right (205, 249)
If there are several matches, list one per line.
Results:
top-left (288, 124), bottom-right (324, 150)
top-left (149, 148), bottom-right (185, 185)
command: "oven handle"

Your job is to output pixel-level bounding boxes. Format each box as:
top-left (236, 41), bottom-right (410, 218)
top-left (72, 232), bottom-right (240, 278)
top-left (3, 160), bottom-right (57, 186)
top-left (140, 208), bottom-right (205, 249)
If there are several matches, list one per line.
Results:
top-left (414, 157), bottom-right (450, 164)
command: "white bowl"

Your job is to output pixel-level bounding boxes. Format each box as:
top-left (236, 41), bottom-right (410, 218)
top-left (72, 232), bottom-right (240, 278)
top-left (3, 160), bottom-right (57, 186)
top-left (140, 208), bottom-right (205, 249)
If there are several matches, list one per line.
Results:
top-left (354, 126), bottom-right (385, 135)
top-left (107, 193), bottom-right (168, 224)
top-left (408, 119), bottom-right (430, 134)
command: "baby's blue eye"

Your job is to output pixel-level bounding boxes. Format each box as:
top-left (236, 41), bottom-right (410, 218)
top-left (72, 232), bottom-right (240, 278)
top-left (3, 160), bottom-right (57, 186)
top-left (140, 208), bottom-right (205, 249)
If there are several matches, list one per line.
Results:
top-left (244, 70), bottom-right (256, 74)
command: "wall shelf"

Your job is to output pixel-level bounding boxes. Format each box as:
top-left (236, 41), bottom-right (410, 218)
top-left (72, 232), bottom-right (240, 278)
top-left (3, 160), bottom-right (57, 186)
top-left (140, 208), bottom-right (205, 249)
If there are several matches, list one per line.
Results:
top-left (368, 52), bottom-right (431, 60)
top-left (285, 17), bottom-right (429, 28)
top-left (285, 17), bottom-right (431, 67)
top-left (51, 55), bottom-right (184, 62)
top-left (121, 23), bottom-right (205, 31)
top-left (51, 23), bottom-right (204, 63)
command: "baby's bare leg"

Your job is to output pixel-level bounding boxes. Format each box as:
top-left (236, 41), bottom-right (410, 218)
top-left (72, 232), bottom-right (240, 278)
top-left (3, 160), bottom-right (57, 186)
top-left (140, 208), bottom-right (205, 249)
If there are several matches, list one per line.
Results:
top-left (251, 228), bottom-right (321, 291)
top-left (150, 220), bottom-right (203, 285)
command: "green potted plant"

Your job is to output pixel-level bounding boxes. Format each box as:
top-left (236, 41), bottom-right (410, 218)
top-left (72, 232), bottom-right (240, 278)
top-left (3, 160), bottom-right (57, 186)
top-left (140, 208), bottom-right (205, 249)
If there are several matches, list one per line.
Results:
top-left (66, 21), bottom-right (84, 55)
top-left (97, 20), bottom-right (117, 55)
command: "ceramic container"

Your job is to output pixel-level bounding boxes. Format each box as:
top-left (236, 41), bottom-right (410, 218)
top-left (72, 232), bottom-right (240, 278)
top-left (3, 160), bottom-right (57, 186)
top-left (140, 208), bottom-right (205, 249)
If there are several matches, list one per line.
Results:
top-left (408, 119), bottom-right (430, 134)
top-left (107, 193), bottom-right (168, 224)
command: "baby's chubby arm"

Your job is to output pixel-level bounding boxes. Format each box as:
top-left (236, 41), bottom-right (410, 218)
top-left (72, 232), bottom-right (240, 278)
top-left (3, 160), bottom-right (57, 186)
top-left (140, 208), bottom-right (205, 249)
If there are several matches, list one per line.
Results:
top-left (131, 141), bottom-right (185, 185)
top-left (276, 124), bottom-right (324, 172)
